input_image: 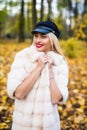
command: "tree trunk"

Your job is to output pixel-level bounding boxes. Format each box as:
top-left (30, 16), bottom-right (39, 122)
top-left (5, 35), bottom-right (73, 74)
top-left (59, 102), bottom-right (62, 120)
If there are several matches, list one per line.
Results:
top-left (73, 2), bottom-right (78, 18)
top-left (40, 0), bottom-right (44, 21)
top-left (0, 23), bottom-right (2, 38)
top-left (27, 3), bottom-right (31, 37)
top-left (32, 0), bottom-right (37, 30)
top-left (68, 0), bottom-right (73, 36)
top-left (47, 0), bottom-right (52, 20)
top-left (18, 0), bottom-right (25, 42)
top-left (83, 0), bottom-right (87, 15)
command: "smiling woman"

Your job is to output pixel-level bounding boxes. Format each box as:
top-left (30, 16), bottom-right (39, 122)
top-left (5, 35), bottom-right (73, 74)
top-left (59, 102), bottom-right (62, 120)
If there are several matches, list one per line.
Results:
top-left (33, 33), bottom-right (52, 52)
top-left (7, 21), bottom-right (69, 130)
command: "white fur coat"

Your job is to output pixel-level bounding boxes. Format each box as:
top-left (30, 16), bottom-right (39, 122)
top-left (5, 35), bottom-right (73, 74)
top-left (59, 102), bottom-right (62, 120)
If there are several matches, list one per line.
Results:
top-left (7, 45), bottom-right (69, 130)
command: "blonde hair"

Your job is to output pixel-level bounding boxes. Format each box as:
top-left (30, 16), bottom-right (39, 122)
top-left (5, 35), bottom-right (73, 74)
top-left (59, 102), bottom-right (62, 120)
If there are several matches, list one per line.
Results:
top-left (47, 32), bottom-right (66, 60)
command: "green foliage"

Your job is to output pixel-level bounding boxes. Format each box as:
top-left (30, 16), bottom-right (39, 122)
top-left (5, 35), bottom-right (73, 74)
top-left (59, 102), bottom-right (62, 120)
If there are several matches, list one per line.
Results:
top-left (0, 10), bottom-right (7, 23)
top-left (8, 1), bottom-right (20, 7)
top-left (61, 38), bottom-right (79, 58)
top-left (0, 0), bottom-right (87, 41)
top-left (57, 0), bottom-right (69, 10)
top-left (0, 9), bottom-right (7, 38)
top-left (74, 14), bottom-right (87, 40)
top-left (4, 14), bottom-right (19, 38)
top-left (55, 17), bottom-right (63, 31)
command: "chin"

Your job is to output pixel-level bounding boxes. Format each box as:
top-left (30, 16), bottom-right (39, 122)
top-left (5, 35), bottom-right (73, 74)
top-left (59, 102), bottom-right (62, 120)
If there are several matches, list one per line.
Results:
top-left (37, 49), bottom-right (45, 52)
top-left (36, 47), bottom-right (44, 52)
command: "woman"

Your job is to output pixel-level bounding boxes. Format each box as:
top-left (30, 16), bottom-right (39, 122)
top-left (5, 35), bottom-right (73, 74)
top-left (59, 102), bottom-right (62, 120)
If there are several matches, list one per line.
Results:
top-left (7, 21), bottom-right (69, 130)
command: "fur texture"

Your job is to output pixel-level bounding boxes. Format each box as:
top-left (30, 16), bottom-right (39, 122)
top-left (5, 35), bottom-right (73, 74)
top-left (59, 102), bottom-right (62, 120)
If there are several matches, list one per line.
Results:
top-left (7, 45), bottom-right (69, 130)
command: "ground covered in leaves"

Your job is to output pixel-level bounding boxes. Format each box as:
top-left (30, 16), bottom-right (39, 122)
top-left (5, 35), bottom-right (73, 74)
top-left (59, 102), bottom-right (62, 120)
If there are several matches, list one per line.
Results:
top-left (0, 39), bottom-right (87, 130)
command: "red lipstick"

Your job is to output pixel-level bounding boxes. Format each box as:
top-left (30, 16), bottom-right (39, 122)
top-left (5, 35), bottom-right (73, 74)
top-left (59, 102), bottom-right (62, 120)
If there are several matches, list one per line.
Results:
top-left (36, 43), bottom-right (43, 48)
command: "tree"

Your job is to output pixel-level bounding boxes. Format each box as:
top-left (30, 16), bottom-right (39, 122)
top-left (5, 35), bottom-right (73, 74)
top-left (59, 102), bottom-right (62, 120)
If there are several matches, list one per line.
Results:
top-left (73, 1), bottom-right (79, 18)
top-left (40, 0), bottom-right (44, 21)
top-left (18, 0), bottom-right (25, 42)
top-left (0, 10), bottom-right (7, 38)
top-left (57, 0), bottom-right (73, 37)
top-left (0, 0), bottom-right (8, 38)
top-left (47, 0), bottom-right (52, 20)
top-left (68, 0), bottom-right (73, 36)
top-left (26, 2), bottom-right (32, 37)
top-left (32, 0), bottom-right (37, 29)
top-left (83, 0), bottom-right (87, 15)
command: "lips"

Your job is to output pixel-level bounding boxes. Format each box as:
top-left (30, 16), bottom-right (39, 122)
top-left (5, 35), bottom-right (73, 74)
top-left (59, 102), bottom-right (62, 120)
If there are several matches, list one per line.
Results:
top-left (36, 43), bottom-right (44, 48)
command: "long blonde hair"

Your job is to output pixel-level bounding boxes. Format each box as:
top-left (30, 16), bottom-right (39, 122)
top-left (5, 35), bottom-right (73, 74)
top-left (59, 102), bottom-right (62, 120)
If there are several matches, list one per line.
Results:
top-left (47, 32), bottom-right (66, 60)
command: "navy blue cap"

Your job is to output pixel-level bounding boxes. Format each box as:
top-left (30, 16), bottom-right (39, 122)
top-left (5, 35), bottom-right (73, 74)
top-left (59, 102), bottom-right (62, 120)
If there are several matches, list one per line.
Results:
top-left (31, 21), bottom-right (60, 38)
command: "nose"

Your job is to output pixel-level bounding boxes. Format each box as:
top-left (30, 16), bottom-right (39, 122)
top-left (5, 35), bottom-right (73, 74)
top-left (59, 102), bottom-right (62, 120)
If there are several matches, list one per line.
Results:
top-left (35, 35), bottom-right (42, 43)
top-left (36, 37), bottom-right (41, 42)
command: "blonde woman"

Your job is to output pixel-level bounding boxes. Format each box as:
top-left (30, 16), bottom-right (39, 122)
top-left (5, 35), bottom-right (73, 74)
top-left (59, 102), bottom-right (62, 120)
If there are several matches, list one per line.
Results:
top-left (7, 21), bottom-right (69, 130)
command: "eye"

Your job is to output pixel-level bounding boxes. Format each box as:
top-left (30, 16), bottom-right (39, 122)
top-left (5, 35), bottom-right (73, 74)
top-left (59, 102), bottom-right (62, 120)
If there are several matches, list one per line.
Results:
top-left (41, 34), bottom-right (47, 38)
top-left (34, 34), bottom-right (38, 37)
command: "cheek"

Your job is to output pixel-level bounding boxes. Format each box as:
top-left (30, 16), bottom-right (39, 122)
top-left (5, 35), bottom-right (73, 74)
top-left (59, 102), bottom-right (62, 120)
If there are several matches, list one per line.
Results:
top-left (45, 40), bottom-right (51, 48)
top-left (33, 38), bottom-right (36, 43)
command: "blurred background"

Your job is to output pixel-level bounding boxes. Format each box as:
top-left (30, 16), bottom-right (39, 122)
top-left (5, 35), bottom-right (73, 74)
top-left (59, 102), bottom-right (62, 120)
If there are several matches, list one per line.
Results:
top-left (0, 0), bottom-right (87, 41)
top-left (0, 0), bottom-right (87, 130)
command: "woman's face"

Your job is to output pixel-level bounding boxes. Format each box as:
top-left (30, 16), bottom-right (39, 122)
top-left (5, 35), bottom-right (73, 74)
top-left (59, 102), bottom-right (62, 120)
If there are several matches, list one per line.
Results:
top-left (33, 33), bottom-right (52, 53)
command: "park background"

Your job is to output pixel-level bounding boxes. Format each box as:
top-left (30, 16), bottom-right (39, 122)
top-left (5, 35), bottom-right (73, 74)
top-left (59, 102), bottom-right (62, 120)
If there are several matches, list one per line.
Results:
top-left (0, 0), bottom-right (87, 129)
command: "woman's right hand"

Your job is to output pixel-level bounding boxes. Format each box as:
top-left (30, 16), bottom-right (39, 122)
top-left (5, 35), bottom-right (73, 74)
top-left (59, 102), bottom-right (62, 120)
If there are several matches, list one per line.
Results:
top-left (36, 54), bottom-right (47, 72)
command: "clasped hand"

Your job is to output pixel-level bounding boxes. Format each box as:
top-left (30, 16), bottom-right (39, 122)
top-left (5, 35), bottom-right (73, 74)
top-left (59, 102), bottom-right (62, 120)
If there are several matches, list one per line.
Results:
top-left (37, 54), bottom-right (54, 71)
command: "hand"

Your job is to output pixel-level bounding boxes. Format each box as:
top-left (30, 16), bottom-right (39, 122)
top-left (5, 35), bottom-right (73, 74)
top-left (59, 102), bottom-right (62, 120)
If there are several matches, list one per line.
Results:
top-left (40, 54), bottom-right (48, 64)
top-left (36, 54), bottom-right (47, 71)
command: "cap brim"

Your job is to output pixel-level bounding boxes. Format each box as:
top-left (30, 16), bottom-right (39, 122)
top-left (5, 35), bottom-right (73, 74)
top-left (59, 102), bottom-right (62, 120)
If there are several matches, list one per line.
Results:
top-left (32, 28), bottom-right (50, 34)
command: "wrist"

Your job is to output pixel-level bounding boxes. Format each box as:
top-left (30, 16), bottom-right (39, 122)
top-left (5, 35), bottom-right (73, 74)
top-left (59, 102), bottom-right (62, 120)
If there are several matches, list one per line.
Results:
top-left (49, 68), bottom-right (53, 74)
top-left (49, 68), bottom-right (54, 79)
top-left (36, 66), bottom-right (42, 73)
top-left (50, 75), bottom-right (54, 79)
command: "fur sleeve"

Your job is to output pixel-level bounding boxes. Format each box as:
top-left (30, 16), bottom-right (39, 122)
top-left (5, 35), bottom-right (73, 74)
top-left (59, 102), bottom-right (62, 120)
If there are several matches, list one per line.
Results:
top-left (7, 51), bottom-right (27, 99)
top-left (54, 59), bottom-right (69, 104)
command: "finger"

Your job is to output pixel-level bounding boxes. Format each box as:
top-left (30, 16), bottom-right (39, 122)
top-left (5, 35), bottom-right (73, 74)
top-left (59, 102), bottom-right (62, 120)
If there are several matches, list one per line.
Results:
top-left (42, 55), bottom-right (48, 63)
top-left (48, 57), bottom-right (53, 64)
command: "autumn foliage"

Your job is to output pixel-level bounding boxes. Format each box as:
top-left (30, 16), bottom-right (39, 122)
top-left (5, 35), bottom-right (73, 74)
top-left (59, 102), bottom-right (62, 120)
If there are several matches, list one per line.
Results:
top-left (0, 39), bottom-right (87, 130)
